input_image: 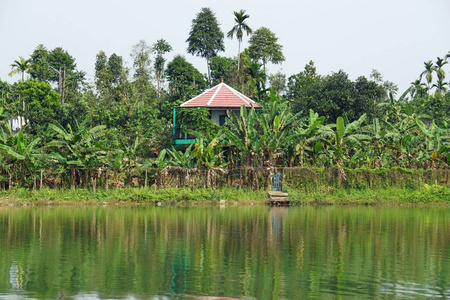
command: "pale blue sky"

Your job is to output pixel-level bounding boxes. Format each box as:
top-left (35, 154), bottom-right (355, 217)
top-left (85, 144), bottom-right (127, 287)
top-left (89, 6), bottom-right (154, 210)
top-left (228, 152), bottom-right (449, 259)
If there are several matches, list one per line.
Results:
top-left (1, 0), bottom-right (449, 94)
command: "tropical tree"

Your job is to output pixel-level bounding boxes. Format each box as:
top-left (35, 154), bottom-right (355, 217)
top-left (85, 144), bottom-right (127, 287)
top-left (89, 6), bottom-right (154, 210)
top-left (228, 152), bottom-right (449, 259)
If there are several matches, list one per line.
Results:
top-left (9, 57), bottom-right (33, 127)
top-left (227, 9), bottom-right (252, 72)
top-left (435, 57), bottom-right (448, 80)
top-left (186, 7), bottom-right (225, 84)
top-left (381, 113), bottom-right (430, 167)
top-left (259, 97), bottom-right (302, 168)
top-left (287, 61), bottom-right (320, 114)
top-left (246, 61), bottom-right (267, 101)
top-left (268, 72), bottom-right (286, 97)
top-left (0, 125), bottom-right (46, 189)
top-left (165, 55), bottom-right (206, 101)
top-left (224, 97), bottom-right (301, 188)
top-left (321, 114), bottom-right (370, 166)
top-left (209, 56), bottom-right (236, 85)
top-left (415, 119), bottom-right (450, 168)
top-left (410, 79), bottom-right (428, 98)
top-left (46, 120), bottom-right (108, 188)
top-left (28, 44), bottom-right (53, 82)
top-left (131, 40), bottom-right (154, 108)
top-left (193, 137), bottom-right (228, 187)
top-left (248, 27), bottom-right (285, 75)
top-left (152, 39), bottom-right (173, 98)
top-left (291, 109), bottom-right (326, 166)
top-left (420, 60), bottom-right (435, 90)
top-left (94, 51), bottom-right (127, 106)
top-left (48, 47), bottom-right (86, 104)
top-left (166, 145), bottom-right (196, 168)
top-left (9, 56), bottom-right (30, 82)
top-left (432, 78), bottom-right (449, 95)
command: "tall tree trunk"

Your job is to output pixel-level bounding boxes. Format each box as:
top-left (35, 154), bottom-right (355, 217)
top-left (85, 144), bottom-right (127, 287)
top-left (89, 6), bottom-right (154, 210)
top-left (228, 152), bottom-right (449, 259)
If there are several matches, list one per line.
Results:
top-left (237, 41), bottom-right (241, 72)
top-left (157, 73), bottom-right (161, 98)
top-left (206, 57), bottom-right (211, 87)
top-left (61, 65), bottom-right (66, 105)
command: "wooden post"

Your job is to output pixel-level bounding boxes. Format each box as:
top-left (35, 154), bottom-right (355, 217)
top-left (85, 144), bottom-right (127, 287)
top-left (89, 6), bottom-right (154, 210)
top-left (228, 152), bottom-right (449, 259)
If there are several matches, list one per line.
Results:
top-left (145, 169), bottom-right (148, 188)
top-left (105, 169), bottom-right (109, 190)
top-left (40, 170), bottom-right (43, 190)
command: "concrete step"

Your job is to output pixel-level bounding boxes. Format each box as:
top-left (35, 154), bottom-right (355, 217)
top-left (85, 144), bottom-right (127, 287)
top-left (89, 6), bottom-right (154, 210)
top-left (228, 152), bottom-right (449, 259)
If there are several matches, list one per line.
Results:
top-left (268, 191), bottom-right (288, 197)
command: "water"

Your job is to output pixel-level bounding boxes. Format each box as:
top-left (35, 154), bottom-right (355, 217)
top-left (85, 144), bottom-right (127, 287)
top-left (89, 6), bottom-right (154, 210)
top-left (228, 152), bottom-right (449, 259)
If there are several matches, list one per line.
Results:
top-left (0, 206), bottom-right (448, 299)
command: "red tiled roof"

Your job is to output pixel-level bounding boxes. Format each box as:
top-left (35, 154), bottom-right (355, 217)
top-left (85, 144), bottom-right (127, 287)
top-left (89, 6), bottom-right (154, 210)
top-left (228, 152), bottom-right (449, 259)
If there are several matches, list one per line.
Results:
top-left (180, 82), bottom-right (261, 108)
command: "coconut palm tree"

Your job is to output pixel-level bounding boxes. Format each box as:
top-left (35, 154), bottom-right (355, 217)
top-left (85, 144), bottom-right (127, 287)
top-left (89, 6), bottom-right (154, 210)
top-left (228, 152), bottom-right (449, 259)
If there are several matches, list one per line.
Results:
top-left (227, 9), bottom-right (252, 72)
top-left (8, 56), bottom-right (30, 82)
top-left (9, 56), bottom-right (30, 124)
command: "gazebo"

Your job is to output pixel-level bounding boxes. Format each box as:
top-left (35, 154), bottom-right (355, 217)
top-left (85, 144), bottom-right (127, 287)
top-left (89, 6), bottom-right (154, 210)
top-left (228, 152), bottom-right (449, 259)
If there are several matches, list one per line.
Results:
top-left (173, 81), bottom-right (261, 146)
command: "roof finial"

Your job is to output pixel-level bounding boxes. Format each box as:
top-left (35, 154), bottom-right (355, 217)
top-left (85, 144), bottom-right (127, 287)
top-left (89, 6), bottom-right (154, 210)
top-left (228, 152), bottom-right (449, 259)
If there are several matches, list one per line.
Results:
top-left (221, 77), bottom-right (224, 83)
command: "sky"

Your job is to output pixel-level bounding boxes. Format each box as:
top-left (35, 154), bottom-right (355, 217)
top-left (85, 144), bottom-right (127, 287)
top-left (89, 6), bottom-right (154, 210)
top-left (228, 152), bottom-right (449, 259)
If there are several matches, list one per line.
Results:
top-left (1, 0), bottom-right (449, 94)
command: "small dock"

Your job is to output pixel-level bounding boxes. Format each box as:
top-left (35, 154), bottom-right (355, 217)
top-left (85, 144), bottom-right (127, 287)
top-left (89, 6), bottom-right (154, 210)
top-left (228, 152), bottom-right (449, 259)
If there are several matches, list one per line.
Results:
top-left (268, 191), bottom-right (290, 206)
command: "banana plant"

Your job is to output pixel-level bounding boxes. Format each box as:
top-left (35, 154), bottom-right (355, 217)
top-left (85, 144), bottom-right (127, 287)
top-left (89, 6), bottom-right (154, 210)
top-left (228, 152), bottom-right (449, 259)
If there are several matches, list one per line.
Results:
top-left (166, 144), bottom-right (196, 168)
top-left (321, 114), bottom-right (369, 166)
top-left (382, 113), bottom-right (428, 167)
top-left (0, 127), bottom-right (47, 188)
top-left (46, 120), bottom-right (108, 188)
top-left (416, 119), bottom-right (450, 167)
top-left (194, 137), bottom-right (227, 169)
top-left (363, 118), bottom-right (388, 168)
top-left (260, 97), bottom-right (303, 167)
top-left (292, 109), bottom-right (326, 166)
top-left (225, 105), bottom-right (262, 167)
top-left (193, 137), bottom-right (228, 187)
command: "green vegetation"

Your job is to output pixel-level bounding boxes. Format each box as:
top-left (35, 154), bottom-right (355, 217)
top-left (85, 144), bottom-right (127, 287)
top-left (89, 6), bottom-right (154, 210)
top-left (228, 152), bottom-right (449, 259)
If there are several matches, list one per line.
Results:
top-left (0, 8), bottom-right (449, 204)
top-left (0, 187), bottom-right (267, 205)
top-left (1, 167), bottom-right (448, 205)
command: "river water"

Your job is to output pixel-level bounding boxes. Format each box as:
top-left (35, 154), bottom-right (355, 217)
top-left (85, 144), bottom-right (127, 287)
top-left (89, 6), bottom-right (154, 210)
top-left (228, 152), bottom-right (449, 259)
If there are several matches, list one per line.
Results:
top-left (0, 206), bottom-right (448, 299)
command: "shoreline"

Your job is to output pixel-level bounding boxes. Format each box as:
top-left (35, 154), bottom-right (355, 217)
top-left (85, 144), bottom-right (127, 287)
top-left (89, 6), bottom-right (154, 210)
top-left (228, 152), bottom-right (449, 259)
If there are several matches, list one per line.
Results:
top-left (1, 185), bottom-right (449, 207)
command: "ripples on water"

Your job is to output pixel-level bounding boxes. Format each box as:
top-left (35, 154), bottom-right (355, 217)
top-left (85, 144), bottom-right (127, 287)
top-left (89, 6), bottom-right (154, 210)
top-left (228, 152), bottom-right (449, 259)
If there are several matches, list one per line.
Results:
top-left (0, 206), bottom-right (448, 299)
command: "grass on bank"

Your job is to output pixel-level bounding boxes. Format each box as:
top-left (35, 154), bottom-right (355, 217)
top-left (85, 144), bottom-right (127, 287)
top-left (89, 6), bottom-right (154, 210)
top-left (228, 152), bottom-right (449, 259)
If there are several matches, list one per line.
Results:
top-left (0, 187), bottom-right (268, 205)
top-left (287, 184), bottom-right (450, 205)
top-left (0, 184), bottom-right (449, 205)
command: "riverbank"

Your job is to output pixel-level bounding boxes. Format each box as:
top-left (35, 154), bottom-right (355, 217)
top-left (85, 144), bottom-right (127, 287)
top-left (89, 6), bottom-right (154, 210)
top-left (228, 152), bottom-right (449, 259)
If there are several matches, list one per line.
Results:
top-left (0, 184), bottom-right (449, 206)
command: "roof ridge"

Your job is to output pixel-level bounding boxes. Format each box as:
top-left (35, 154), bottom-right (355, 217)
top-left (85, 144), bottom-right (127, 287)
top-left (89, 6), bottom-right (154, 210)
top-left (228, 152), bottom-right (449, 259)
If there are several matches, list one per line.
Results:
top-left (207, 83), bottom-right (223, 106)
top-left (180, 85), bottom-right (216, 107)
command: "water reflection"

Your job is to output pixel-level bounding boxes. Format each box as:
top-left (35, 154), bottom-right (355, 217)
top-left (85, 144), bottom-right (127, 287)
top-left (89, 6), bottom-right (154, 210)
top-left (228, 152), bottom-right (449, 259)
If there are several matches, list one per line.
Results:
top-left (0, 206), bottom-right (448, 299)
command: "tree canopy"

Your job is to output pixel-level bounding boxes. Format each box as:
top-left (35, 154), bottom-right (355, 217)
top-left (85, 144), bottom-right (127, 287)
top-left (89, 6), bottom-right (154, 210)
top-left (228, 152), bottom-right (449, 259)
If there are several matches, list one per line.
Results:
top-left (186, 7), bottom-right (225, 84)
top-left (248, 27), bottom-right (285, 74)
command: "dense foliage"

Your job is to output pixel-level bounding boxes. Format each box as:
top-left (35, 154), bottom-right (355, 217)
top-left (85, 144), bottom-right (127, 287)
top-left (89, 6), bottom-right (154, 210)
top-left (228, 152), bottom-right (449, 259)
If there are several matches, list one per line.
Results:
top-left (0, 8), bottom-right (449, 190)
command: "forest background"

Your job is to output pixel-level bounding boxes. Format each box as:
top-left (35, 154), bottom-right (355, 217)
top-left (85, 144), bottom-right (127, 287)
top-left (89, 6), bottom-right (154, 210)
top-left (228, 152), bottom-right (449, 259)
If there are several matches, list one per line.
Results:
top-left (0, 7), bottom-right (449, 196)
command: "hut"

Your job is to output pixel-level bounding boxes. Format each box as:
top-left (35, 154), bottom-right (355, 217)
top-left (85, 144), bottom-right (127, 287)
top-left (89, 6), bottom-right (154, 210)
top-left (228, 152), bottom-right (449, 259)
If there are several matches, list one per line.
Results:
top-left (173, 80), bottom-right (261, 146)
